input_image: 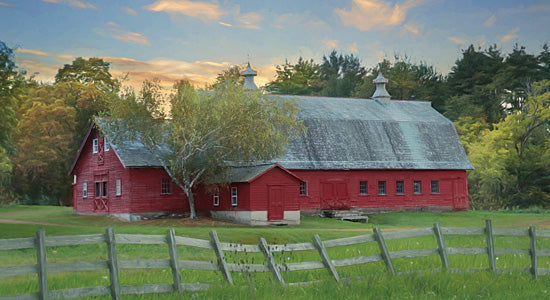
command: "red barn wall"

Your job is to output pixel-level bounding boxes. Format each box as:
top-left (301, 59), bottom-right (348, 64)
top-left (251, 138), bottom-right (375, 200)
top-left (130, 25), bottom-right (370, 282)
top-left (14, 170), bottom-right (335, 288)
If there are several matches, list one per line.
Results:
top-left (196, 182), bottom-right (250, 211)
top-left (248, 167), bottom-right (301, 211)
top-left (292, 169), bottom-right (469, 211)
top-left (72, 129), bottom-right (131, 214)
top-left (128, 168), bottom-right (188, 213)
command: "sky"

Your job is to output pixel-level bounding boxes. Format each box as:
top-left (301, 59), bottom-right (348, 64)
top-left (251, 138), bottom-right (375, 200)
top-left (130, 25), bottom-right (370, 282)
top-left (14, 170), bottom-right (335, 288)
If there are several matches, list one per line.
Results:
top-left (1, 0), bottom-right (550, 90)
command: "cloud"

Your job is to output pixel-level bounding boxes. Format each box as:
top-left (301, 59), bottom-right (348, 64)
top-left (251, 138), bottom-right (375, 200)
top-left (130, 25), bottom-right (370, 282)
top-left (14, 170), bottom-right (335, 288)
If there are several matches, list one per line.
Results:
top-left (123, 7), bottom-right (138, 16)
top-left (16, 48), bottom-right (75, 60)
top-left (41, 0), bottom-right (98, 10)
top-left (500, 27), bottom-right (519, 43)
top-left (0, 2), bottom-right (13, 7)
top-left (144, 0), bottom-right (226, 22)
top-left (347, 43), bottom-right (358, 53)
top-left (447, 36), bottom-right (467, 44)
top-left (235, 11), bottom-right (263, 29)
top-left (219, 21), bottom-right (232, 27)
top-left (105, 22), bottom-right (151, 46)
top-left (484, 14), bottom-right (496, 27)
top-left (335, 0), bottom-right (427, 31)
top-left (322, 38), bottom-right (339, 50)
top-left (402, 23), bottom-right (422, 37)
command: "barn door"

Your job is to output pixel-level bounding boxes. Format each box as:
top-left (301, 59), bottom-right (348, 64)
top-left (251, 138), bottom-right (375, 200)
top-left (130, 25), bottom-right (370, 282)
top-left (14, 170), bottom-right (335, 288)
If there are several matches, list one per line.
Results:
top-left (268, 186), bottom-right (284, 220)
top-left (452, 180), bottom-right (468, 210)
top-left (321, 182), bottom-right (349, 209)
top-left (93, 174), bottom-right (109, 213)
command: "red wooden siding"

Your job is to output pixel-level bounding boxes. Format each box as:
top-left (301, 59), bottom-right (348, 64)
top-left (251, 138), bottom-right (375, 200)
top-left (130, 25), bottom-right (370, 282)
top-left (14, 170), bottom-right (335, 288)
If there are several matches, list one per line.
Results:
top-left (292, 169), bottom-right (469, 211)
top-left (128, 168), bottom-right (187, 213)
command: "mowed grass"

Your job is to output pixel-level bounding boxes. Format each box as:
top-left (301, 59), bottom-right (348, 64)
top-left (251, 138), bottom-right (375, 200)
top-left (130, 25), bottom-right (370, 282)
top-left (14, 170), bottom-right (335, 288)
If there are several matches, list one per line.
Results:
top-left (1, 206), bottom-right (550, 299)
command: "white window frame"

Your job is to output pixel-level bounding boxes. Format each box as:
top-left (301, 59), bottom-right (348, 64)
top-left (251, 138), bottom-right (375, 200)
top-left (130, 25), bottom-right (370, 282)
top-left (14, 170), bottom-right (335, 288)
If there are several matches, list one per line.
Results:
top-left (231, 187), bottom-right (238, 206)
top-left (213, 193), bottom-right (219, 206)
top-left (116, 179), bottom-right (121, 196)
top-left (104, 137), bottom-right (110, 151)
top-left (161, 178), bottom-right (172, 195)
top-left (431, 180), bottom-right (439, 194)
top-left (73, 175), bottom-right (77, 185)
top-left (359, 181), bottom-right (368, 195)
top-left (378, 181), bottom-right (386, 195)
top-left (83, 182), bottom-right (88, 198)
top-left (396, 180), bottom-right (405, 194)
top-left (414, 181), bottom-right (422, 194)
top-left (92, 139), bottom-right (98, 153)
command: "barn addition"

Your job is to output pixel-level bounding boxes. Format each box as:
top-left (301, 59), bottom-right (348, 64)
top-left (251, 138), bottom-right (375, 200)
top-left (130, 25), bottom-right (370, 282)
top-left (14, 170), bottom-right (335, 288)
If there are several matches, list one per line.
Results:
top-left (69, 67), bottom-right (473, 225)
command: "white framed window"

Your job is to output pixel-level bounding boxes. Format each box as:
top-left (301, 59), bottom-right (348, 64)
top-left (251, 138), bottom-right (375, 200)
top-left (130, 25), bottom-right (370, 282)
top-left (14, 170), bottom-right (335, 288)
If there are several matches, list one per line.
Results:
top-left (161, 178), bottom-right (172, 195)
top-left (231, 187), bottom-right (238, 206)
top-left (83, 182), bottom-right (88, 198)
top-left (378, 181), bottom-right (386, 195)
top-left (95, 181), bottom-right (108, 197)
top-left (213, 193), bottom-right (219, 206)
top-left (396, 181), bottom-right (405, 194)
top-left (116, 179), bottom-right (121, 196)
top-left (73, 175), bottom-right (77, 185)
top-left (92, 139), bottom-right (98, 153)
top-left (431, 180), bottom-right (439, 194)
top-left (414, 181), bottom-right (422, 194)
top-left (300, 181), bottom-right (308, 196)
top-left (104, 137), bottom-right (110, 151)
top-left (359, 181), bottom-right (368, 195)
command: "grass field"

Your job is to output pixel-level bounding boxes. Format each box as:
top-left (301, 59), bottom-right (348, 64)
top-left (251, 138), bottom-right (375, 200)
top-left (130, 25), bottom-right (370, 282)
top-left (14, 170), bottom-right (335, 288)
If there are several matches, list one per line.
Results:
top-left (1, 206), bottom-right (549, 299)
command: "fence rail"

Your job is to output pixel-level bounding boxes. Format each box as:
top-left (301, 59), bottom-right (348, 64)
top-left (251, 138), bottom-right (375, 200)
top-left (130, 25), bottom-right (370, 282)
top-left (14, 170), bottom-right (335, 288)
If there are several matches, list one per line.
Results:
top-left (1, 220), bottom-right (549, 300)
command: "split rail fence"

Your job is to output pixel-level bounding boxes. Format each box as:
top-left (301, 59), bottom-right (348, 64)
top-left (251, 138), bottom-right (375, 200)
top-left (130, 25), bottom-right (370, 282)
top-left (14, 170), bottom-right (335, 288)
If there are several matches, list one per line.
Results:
top-left (1, 220), bottom-right (549, 300)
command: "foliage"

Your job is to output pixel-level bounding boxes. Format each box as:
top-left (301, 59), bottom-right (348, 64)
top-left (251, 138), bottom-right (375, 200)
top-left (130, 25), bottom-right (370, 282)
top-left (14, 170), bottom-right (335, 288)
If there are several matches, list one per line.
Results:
top-left (100, 80), bottom-right (305, 219)
top-left (11, 84), bottom-right (77, 205)
top-left (467, 80), bottom-right (550, 209)
top-left (265, 57), bottom-right (322, 95)
top-left (318, 50), bottom-right (367, 97)
top-left (210, 65), bottom-right (245, 89)
top-left (55, 57), bottom-right (119, 93)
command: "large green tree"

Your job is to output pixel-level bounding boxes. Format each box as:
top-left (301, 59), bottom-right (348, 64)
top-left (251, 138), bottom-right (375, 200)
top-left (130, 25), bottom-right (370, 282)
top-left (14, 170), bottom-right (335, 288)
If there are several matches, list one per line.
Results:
top-left (100, 80), bottom-right (305, 219)
top-left (319, 50), bottom-right (367, 97)
top-left (467, 80), bottom-right (550, 208)
top-left (265, 57), bottom-right (322, 95)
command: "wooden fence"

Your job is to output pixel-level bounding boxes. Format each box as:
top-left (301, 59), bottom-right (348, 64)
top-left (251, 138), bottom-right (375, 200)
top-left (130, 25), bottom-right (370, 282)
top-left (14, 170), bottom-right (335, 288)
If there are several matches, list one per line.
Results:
top-left (1, 220), bottom-right (549, 300)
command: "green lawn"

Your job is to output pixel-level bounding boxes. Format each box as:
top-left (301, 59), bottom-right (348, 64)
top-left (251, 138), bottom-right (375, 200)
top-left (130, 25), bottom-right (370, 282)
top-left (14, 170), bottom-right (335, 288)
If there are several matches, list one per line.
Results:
top-left (1, 206), bottom-right (549, 299)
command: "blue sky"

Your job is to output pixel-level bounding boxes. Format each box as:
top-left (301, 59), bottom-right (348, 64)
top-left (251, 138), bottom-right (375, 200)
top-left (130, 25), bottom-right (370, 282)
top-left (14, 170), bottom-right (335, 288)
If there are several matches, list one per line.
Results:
top-left (1, 0), bottom-right (549, 89)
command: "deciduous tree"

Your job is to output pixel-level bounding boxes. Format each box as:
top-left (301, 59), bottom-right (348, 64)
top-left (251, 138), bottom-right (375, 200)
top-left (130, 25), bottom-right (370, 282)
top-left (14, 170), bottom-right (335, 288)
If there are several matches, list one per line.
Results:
top-left (100, 80), bottom-right (305, 219)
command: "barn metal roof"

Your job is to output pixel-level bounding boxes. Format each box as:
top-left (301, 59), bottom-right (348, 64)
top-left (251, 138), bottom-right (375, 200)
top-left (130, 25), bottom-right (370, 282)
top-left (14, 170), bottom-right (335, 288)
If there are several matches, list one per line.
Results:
top-left (92, 95), bottom-right (472, 171)
top-left (268, 95), bottom-right (473, 170)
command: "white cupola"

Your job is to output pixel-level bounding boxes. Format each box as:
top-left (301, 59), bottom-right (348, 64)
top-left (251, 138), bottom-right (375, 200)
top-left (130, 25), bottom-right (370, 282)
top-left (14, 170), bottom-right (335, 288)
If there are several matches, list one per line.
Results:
top-left (242, 62), bottom-right (258, 90)
top-left (372, 72), bottom-right (391, 104)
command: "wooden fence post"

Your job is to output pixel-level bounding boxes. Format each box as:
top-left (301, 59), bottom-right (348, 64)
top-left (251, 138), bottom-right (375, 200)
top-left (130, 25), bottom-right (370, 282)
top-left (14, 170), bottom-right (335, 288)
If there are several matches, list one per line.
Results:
top-left (209, 230), bottom-right (233, 285)
top-left (433, 222), bottom-right (449, 269)
top-left (258, 237), bottom-right (285, 284)
top-left (373, 227), bottom-right (395, 276)
top-left (105, 228), bottom-right (121, 300)
top-left (167, 228), bottom-right (183, 294)
top-left (529, 226), bottom-right (538, 280)
top-left (485, 220), bottom-right (496, 272)
top-left (36, 229), bottom-right (48, 300)
top-left (313, 234), bottom-right (340, 283)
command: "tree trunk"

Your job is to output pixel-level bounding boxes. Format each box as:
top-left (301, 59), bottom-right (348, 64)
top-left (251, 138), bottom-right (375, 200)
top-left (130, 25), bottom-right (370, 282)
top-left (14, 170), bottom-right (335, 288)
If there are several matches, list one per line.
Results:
top-left (185, 187), bottom-right (199, 220)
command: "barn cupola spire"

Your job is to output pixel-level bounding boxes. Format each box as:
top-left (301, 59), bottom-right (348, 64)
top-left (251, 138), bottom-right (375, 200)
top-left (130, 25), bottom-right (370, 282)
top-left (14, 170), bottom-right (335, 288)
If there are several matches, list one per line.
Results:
top-left (242, 62), bottom-right (258, 90)
top-left (372, 72), bottom-right (391, 104)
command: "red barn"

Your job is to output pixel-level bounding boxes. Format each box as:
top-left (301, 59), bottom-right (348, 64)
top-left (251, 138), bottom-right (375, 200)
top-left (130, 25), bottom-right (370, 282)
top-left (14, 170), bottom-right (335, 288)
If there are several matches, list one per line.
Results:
top-left (69, 71), bottom-right (473, 225)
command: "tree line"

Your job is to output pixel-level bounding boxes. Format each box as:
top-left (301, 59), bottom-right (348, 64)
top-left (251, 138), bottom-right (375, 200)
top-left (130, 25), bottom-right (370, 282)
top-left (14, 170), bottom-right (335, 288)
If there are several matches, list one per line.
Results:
top-left (1, 40), bottom-right (550, 209)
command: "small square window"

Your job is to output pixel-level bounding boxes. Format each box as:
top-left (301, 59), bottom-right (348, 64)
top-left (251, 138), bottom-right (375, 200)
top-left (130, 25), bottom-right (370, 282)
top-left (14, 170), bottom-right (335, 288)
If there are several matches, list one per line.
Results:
top-left (359, 181), bottom-right (368, 195)
top-left (300, 181), bottom-right (308, 196)
top-left (231, 187), bottom-right (238, 206)
top-left (378, 181), bottom-right (386, 195)
top-left (104, 137), bottom-right (110, 151)
top-left (83, 182), bottom-right (87, 198)
top-left (161, 178), bottom-right (172, 195)
top-left (396, 181), bottom-right (404, 194)
top-left (116, 179), bottom-right (121, 196)
top-left (92, 139), bottom-right (98, 153)
top-left (431, 180), bottom-right (439, 194)
top-left (213, 193), bottom-right (219, 206)
top-left (414, 181), bottom-right (422, 194)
